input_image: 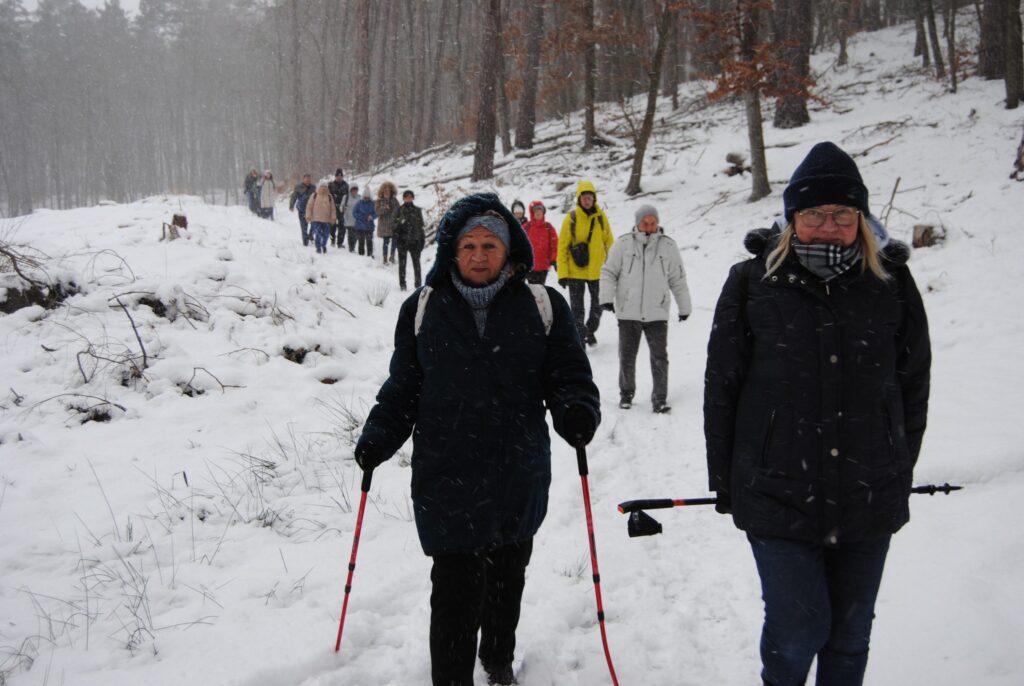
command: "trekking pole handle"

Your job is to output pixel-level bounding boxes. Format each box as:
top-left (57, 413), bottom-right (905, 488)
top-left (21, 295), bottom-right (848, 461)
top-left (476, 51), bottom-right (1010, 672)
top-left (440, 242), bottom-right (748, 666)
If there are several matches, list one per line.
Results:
top-left (361, 468), bottom-right (373, 493)
top-left (617, 497), bottom-right (718, 513)
top-left (910, 482), bottom-right (962, 495)
top-left (576, 444), bottom-right (588, 476)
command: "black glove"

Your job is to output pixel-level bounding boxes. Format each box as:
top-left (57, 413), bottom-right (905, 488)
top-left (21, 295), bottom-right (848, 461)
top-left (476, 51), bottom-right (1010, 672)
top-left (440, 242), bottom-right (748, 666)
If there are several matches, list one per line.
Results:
top-left (714, 492), bottom-right (732, 515)
top-left (551, 263), bottom-right (557, 271)
top-left (354, 441), bottom-right (388, 472)
top-left (558, 278), bottom-right (568, 288)
top-left (562, 404), bottom-right (597, 447)
top-left (678, 314), bottom-right (689, 322)
top-left (601, 303), bottom-right (614, 313)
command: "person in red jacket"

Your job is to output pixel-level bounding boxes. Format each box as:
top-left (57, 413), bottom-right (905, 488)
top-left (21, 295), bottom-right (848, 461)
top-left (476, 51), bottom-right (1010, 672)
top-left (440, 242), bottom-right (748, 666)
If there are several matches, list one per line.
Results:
top-left (524, 200), bottom-right (558, 285)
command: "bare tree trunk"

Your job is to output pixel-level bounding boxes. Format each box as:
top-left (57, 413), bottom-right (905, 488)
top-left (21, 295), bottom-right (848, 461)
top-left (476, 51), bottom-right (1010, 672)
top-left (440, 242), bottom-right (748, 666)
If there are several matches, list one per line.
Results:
top-left (772, 0), bottom-right (812, 129)
top-left (979, 0), bottom-right (1006, 79)
top-left (947, 0), bottom-right (958, 92)
top-left (740, 0), bottom-right (771, 202)
top-left (583, 0), bottom-right (596, 150)
top-left (924, 0), bottom-right (946, 78)
top-left (472, 0), bottom-right (501, 181)
top-left (515, 0), bottom-right (544, 149)
top-left (290, 0), bottom-right (304, 173)
top-left (625, 6), bottom-right (673, 196)
top-left (915, 0), bottom-right (931, 67)
top-left (352, 0), bottom-right (371, 169)
top-left (837, 0), bottom-right (850, 66)
top-left (662, 9), bottom-right (680, 110)
top-left (497, 39), bottom-right (513, 156)
top-left (423, 0), bottom-right (450, 147)
top-left (1007, 0), bottom-right (1023, 108)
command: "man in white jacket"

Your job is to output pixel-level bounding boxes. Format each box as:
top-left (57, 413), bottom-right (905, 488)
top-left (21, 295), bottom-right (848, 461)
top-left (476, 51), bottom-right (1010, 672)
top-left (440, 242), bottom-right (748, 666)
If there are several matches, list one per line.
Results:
top-left (600, 205), bottom-right (692, 413)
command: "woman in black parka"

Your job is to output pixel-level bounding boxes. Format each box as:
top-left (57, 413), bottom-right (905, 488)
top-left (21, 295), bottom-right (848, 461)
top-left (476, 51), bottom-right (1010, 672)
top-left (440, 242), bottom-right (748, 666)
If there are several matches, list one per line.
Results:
top-left (704, 142), bottom-right (931, 686)
top-left (355, 193), bottom-right (600, 686)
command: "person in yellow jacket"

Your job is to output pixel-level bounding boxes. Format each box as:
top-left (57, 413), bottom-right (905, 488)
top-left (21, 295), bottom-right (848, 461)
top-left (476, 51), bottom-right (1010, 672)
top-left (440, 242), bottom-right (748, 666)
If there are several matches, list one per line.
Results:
top-left (557, 180), bottom-right (614, 346)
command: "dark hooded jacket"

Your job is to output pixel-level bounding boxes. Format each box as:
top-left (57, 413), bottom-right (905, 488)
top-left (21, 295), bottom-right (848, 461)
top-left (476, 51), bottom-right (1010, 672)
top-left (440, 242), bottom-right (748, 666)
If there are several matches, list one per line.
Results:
top-left (704, 228), bottom-right (930, 546)
top-left (357, 193), bottom-right (600, 556)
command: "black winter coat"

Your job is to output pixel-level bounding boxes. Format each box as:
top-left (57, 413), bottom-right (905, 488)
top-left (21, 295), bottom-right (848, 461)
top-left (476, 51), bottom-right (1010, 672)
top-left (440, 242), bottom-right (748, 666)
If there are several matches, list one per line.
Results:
top-left (358, 193), bottom-right (600, 556)
top-left (704, 229), bottom-right (930, 546)
top-left (328, 179), bottom-right (349, 207)
top-left (392, 203), bottom-right (426, 250)
top-left (289, 182), bottom-right (315, 212)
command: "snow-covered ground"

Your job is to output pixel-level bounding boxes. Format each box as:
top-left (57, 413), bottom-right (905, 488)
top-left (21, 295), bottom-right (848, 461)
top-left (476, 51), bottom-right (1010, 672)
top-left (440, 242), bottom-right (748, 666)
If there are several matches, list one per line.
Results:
top-left (2, 18), bottom-right (1023, 686)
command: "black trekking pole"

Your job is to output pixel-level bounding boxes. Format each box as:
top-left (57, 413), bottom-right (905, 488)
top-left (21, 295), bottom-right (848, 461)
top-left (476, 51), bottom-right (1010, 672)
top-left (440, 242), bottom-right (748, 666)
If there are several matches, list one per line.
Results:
top-left (618, 483), bottom-right (963, 538)
top-left (334, 469), bottom-right (373, 653)
top-left (575, 444), bottom-right (621, 686)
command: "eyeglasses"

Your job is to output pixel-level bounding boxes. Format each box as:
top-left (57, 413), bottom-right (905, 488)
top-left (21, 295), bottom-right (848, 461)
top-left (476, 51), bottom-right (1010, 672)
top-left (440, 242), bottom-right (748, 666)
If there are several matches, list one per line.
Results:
top-left (797, 207), bottom-right (860, 228)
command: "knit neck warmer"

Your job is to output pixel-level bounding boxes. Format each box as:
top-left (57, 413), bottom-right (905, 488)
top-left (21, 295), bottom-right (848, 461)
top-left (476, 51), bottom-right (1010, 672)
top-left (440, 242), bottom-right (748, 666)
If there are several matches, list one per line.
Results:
top-left (791, 236), bottom-right (863, 282)
top-left (450, 267), bottom-right (510, 336)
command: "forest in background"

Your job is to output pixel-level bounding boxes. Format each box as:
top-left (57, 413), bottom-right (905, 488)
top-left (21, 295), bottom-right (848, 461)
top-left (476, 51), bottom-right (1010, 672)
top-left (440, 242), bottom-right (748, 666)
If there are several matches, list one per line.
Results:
top-left (0, 0), bottom-right (1020, 216)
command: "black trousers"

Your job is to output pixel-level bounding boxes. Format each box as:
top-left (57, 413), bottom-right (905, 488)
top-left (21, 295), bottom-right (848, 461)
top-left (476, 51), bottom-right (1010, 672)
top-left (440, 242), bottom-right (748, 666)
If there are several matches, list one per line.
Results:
top-left (353, 231), bottom-right (373, 256)
top-left (429, 539), bottom-right (533, 686)
top-left (618, 319), bottom-right (669, 405)
top-left (567, 279), bottom-right (602, 342)
top-left (397, 246), bottom-right (423, 289)
top-left (525, 270), bottom-right (549, 285)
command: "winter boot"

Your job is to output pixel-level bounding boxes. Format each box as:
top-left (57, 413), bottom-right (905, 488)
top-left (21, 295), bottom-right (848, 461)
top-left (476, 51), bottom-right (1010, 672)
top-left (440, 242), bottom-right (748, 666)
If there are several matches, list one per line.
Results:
top-left (652, 403), bottom-right (672, 414)
top-left (585, 331), bottom-right (597, 346)
top-left (619, 396), bottom-right (633, 410)
top-left (483, 662), bottom-right (516, 686)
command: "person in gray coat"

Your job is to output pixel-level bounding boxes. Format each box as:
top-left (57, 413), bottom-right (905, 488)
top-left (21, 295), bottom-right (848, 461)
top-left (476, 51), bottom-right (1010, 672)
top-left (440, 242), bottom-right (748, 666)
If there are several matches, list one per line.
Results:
top-left (600, 204), bottom-right (692, 413)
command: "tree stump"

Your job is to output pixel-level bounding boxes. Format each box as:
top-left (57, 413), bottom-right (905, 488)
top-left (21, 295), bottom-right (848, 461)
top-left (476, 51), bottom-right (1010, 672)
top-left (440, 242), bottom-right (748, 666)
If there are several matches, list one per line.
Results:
top-left (912, 224), bottom-right (945, 248)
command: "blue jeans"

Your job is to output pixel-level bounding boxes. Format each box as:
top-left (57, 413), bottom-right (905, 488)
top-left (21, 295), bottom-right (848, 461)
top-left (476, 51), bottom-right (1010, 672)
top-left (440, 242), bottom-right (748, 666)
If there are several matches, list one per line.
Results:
top-left (298, 215), bottom-right (310, 245)
top-left (311, 222), bottom-right (330, 253)
top-left (748, 533), bottom-right (891, 686)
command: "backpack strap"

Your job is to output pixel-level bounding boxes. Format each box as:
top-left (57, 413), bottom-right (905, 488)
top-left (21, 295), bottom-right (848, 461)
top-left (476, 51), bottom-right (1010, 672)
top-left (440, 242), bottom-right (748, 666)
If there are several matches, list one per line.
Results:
top-left (414, 286), bottom-right (433, 335)
top-left (414, 284), bottom-right (552, 337)
top-left (527, 283), bottom-right (553, 335)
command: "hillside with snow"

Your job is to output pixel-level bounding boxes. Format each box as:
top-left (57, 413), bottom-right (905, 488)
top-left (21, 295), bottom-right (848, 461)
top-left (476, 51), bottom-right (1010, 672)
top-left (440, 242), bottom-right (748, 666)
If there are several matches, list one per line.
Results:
top-left (2, 18), bottom-right (1023, 686)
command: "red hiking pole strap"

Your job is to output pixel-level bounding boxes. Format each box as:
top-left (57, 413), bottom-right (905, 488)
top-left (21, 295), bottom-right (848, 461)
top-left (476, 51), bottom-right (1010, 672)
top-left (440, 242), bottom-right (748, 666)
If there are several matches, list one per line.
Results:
top-left (576, 445), bottom-right (620, 686)
top-left (335, 469), bottom-right (373, 653)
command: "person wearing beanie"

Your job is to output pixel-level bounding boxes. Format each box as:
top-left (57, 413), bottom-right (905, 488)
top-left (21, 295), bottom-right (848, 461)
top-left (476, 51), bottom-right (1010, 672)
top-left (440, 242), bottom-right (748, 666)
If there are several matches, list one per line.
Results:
top-left (704, 141), bottom-right (931, 686)
top-left (258, 170), bottom-right (277, 220)
top-left (392, 189), bottom-right (427, 291)
top-left (556, 180), bottom-right (615, 347)
top-left (524, 200), bottom-right (559, 285)
top-left (352, 186), bottom-right (377, 257)
top-left (509, 199), bottom-right (527, 227)
top-left (328, 168), bottom-right (349, 249)
top-left (599, 204), bottom-right (691, 413)
top-left (304, 184), bottom-right (337, 254)
top-left (354, 193), bottom-right (600, 686)
top-left (342, 184), bottom-right (360, 251)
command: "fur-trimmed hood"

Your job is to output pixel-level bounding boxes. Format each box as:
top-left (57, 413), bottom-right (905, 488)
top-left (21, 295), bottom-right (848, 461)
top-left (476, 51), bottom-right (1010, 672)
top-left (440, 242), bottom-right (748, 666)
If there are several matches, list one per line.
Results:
top-left (426, 193), bottom-right (534, 287)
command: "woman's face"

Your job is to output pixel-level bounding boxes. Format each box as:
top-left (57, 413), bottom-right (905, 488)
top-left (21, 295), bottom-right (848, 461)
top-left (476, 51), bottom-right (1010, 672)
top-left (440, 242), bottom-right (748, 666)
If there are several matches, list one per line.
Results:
top-left (794, 204), bottom-right (860, 247)
top-left (532, 206), bottom-right (545, 220)
top-left (456, 227), bottom-right (507, 286)
top-left (513, 207), bottom-right (524, 220)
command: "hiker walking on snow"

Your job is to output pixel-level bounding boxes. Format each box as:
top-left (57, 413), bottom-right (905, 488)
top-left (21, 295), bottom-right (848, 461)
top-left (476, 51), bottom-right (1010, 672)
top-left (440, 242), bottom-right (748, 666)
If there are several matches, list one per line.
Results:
top-left (342, 184), bottom-right (360, 252)
top-left (524, 200), bottom-right (558, 285)
top-left (304, 184), bottom-right (337, 255)
top-left (244, 168), bottom-right (260, 214)
top-left (704, 141), bottom-right (931, 686)
top-left (376, 181), bottom-right (400, 265)
top-left (328, 168), bottom-right (350, 249)
top-left (391, 189), bottom-right (426, 291)
top-left (289, 173), bottom-right (316, 246)
top-left (557, 180), bottom-right (614, 346)
top-left (258, 170), bottom-right (278, 220)
top-left (354, 193), bottom-right (600, 686)
top-left (510, 199), bottom-right (527, 227)
top-left (600, 204), bottom-right (691, 414)
top-left (352, 188), bottom-right (377, 257)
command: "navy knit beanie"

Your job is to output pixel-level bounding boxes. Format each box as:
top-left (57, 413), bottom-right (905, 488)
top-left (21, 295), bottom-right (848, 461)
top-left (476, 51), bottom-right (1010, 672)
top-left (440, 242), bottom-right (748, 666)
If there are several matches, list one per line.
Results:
top-left (783, 142), bottom-right (869, 223)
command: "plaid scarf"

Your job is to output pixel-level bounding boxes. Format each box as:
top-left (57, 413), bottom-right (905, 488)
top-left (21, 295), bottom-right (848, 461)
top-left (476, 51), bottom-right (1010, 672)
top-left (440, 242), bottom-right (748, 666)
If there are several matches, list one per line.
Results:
top-left (791, 237), bottom-right (863, 282)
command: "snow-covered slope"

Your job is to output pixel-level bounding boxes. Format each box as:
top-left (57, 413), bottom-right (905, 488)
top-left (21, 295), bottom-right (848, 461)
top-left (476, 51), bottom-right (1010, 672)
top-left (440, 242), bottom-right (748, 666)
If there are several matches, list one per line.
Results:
top-left (2, 18), bottom-right (1023, 686)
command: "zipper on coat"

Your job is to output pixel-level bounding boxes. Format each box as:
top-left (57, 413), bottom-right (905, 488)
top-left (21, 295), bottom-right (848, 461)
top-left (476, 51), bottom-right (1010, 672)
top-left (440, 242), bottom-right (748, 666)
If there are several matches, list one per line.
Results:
top-left (760, 409), bottom-right (776, 467)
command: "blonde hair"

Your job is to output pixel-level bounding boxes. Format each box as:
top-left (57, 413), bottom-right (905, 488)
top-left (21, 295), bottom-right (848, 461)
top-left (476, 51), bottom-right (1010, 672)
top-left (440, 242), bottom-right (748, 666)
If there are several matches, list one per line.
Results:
top-left (377, 181), bottom-right (397, 199)
top-left (765, 215), bottom-right (889, 280)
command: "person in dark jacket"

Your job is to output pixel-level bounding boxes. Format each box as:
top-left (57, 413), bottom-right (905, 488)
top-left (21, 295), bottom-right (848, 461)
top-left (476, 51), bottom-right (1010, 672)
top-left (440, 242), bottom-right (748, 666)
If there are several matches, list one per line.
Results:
top-left (704, 142), bottom-right (931, 686)
top-left (289, 174), bottom-right (316, 246)
top-left (354, 193), bottom-right (600, 686)
top-left (509, 199), bottom-right (527, 227)
top-left (328, 168), bottom-right (349, 248)
top-left (392, 189), bottom-right (426, 291)
top-left (243, 168), bottom-right (260, 214)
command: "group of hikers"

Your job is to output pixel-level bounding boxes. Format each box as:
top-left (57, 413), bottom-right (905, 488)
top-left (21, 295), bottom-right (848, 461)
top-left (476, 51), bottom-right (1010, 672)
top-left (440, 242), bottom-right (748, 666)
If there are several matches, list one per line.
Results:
top-left (349, 141), bottom-right (932, 686)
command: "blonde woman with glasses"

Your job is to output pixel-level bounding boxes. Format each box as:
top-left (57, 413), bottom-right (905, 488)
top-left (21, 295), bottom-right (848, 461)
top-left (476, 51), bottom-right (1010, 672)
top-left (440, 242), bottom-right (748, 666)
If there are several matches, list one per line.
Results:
top-left (704, 142), bottom-right (932, 686)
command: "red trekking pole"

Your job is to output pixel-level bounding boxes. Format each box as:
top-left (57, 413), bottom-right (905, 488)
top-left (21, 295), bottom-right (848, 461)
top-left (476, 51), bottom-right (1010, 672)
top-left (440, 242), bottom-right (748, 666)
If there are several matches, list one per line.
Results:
top-left (334, 469), bottom-right (373, 653)
top-left (575, 444), bottom-right (620, 686)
